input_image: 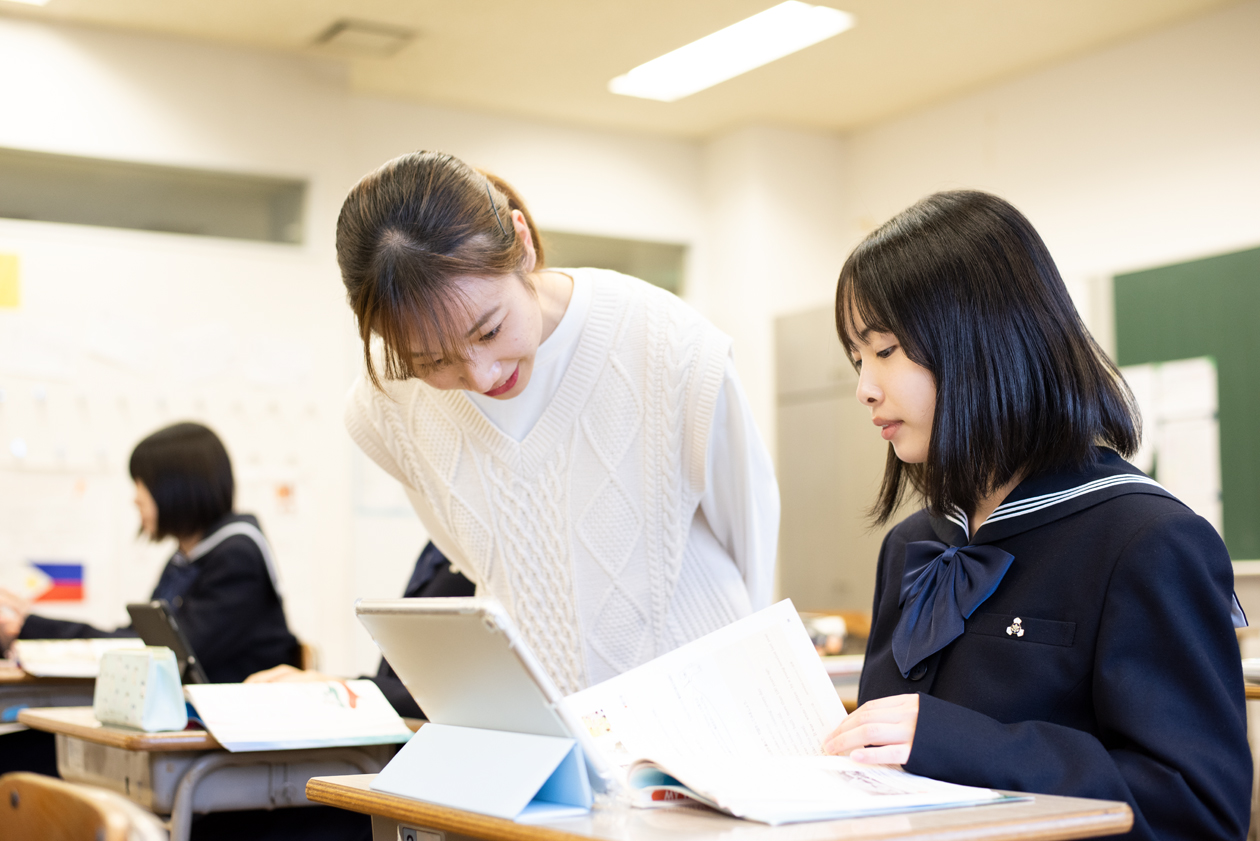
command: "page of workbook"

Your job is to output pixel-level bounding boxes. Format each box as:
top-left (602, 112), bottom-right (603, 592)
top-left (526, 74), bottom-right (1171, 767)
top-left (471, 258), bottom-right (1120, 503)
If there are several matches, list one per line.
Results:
top-left (185, 680), bottom-right (413, 752)
top-left (562, 600), bottom-right (1006, 825)
top-left (13, 638), bottom-right (145, 678)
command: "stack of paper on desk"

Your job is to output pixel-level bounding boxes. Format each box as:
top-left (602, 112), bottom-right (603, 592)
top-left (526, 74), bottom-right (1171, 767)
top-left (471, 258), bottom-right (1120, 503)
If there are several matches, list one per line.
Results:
top-left (184, 680), bottom-right (413, 752)
top-left (13, 639), bottom-right (146, 678)
top-left (562, 600), bottom-right (1007, 825)
top-left (1241, 658), bottom-right (1260, 683)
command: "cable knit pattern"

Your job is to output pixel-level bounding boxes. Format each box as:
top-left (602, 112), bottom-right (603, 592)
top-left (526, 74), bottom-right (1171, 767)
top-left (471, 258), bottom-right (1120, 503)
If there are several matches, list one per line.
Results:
top-left (345, 269), bottom-right (732, 691)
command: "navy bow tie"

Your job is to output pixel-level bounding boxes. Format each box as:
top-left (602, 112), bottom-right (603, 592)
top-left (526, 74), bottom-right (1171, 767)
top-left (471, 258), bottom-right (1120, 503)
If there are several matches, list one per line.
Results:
top-left (891, 540), bottom-right (1014, 678)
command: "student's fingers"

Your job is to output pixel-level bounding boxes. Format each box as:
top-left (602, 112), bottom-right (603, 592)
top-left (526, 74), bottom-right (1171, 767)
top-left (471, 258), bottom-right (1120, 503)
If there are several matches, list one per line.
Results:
top-left (849, 743), bottom-right (912, 766)
top-left (823, 695), bottom-right (919, 755)
top-left (824, 718), bottom-right (914, 755)
top-left (826, 694), bottom-right (917, 738)
top-left (244, 664), bottom-right (304, 683)
top-left (0, 588), bottom-right (30, 615)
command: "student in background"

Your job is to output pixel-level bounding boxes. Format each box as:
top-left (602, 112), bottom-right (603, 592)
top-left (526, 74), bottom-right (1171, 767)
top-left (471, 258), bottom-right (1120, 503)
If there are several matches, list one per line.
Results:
top-left (246, 541), bottom-right (474, 718)
top-left (335, 151), bottom-right (779, 696)
top-left (0, 421), bottom-right (300, 683)
top-left (824, 191), bottom-right (1249, 840)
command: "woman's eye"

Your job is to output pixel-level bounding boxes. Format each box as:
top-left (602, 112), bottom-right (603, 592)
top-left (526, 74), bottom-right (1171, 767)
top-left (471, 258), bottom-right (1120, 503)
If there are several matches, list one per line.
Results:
top-left (876, 345), bottom-right (897, 359)
top-left (481, 323), bottom-right (502, 342)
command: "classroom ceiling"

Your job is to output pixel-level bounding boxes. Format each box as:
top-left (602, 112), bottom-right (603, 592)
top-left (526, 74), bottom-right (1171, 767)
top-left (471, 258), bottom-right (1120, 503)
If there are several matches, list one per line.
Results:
top-left (0, 0), bottom-right (1240, 138)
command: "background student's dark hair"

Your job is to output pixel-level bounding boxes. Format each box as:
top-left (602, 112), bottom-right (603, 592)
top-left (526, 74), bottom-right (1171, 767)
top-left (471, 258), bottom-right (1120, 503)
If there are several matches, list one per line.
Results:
top-left (129, 422), bottom-right (234, 541)
top-left (336, 150), bottom-right (546, 390)
top-left (835, 190), bottom-right (1140, 525)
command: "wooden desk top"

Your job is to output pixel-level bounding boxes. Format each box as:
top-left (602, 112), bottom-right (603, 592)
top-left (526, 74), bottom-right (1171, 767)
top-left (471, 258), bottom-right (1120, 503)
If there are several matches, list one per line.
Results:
top-left (17, 706), bottom-right (221, 752)
top-left (1246, 684), bottom-right (1260, 701)
top-left (307, 774), bottom-right (1133, 841)
top-left (0, 665), bottom-right (94, 686)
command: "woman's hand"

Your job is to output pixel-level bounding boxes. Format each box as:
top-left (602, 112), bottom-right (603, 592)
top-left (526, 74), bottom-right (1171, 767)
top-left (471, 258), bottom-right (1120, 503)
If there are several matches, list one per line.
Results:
top-left (0, 588), bottom-right (31, 652)
top-left (822, 693), bottom-right (920, 765)
top-left (244, 664), bottom-right (337, 684)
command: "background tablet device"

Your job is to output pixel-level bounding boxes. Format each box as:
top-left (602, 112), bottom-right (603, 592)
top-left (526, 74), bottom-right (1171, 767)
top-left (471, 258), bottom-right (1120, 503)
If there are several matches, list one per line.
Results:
top-left (355, 597), bottom-right (613, 787)
top-left (126, 600), bottom-right (210, 684)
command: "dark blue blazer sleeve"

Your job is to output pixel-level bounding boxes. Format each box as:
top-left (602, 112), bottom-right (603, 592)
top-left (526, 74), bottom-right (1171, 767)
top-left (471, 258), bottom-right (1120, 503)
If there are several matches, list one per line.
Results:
top-left (903, 511), bottom-right (1250, 841)
top-left (19, 614), bottom-right (136, 639)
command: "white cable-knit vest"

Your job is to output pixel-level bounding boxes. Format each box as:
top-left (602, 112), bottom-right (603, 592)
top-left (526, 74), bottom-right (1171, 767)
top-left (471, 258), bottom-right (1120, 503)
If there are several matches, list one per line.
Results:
top-left (346, 271), bottom-right (733, 693)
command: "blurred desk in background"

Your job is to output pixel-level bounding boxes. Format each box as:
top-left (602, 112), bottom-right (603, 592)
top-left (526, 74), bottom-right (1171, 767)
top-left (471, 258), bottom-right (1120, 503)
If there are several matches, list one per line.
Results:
top-left (0, 663), bottom-right (94, 732)
top-left (19, 706), bottom-right (399, 841)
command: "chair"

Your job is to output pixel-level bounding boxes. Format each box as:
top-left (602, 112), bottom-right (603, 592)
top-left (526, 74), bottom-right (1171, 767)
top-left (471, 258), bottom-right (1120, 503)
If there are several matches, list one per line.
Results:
top-left (0, 771), bottom-right (167, 841)
top-left (298, 640), bottom-right (319, 671)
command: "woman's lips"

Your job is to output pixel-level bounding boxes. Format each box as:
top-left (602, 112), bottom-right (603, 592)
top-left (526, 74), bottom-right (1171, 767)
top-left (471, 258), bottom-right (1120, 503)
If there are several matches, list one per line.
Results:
top-left (484, 365), bottom-right (519, 397)
top-left (880, 421), bottom-right (902, 441)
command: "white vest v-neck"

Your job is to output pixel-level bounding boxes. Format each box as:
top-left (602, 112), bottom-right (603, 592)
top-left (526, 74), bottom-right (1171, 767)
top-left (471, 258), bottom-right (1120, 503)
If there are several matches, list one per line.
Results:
top-left (466, 271), bottom-right (591, 442)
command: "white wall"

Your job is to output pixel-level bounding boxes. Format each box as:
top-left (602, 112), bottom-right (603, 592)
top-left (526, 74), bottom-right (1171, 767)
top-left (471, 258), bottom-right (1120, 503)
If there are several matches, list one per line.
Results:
top-left (0, 17), bottom-right (706, 675)
top-left (839, 0), bottom-right (1260, 355)
top-left (694, 127), bottom-right (848, 444)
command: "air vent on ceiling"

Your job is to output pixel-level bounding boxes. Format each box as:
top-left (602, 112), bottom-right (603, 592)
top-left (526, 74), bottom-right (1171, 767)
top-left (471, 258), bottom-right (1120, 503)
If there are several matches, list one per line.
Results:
top-left (313, 19), bottom-right (416, 58)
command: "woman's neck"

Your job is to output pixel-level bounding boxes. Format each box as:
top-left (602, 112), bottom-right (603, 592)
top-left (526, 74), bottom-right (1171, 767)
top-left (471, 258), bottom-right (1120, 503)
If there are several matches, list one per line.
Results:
top-left (969, 472), bottom-right (1024, 538)
top-left (177, 533), bottom-right (203, 555)
top-left (533, 270), bottom-right (574, 345)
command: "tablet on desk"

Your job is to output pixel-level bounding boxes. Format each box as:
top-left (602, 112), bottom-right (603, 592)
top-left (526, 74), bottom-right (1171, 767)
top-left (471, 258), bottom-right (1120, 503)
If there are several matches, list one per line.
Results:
top-left (126, 600), bottom-right (209, 684)
top-left (355, 597), bottom-right (612, 788)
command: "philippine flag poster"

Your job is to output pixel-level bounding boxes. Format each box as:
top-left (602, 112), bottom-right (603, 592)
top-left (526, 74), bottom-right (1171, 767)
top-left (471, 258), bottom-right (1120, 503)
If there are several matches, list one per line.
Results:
top-left (30, 562), bottom-right (85, 602)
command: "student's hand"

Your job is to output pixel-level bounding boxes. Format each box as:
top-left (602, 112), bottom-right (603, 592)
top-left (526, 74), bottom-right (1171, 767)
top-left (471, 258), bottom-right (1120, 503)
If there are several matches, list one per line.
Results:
top-left (244, 664), bottom-right (339, 684)
top-left (822, 693), bottom-right (919, 765)
top-left (0, 588), bottom-right (31, 651)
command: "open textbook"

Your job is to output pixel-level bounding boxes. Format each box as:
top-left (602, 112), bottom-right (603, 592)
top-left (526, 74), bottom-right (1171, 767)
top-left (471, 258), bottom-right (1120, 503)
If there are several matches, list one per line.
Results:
top-left (185, 680), bottom-right (413, 752)
top-left (13, 638), bottom-right (146, 678)
top-left (562, 600), bottom-right (1009, 825)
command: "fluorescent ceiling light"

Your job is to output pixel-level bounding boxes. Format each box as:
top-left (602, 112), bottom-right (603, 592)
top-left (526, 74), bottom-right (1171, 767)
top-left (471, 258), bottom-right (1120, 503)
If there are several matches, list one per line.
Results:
top-left (609, 1), bottom-right (855, 103)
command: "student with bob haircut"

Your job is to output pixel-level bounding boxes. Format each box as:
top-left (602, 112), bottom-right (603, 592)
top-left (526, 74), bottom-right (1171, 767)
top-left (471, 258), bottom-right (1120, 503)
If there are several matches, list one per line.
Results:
top-left (822, 190), bottom-right (1249, 840)
top-left (337, 150), bottom-right (778, 695)
top-left (0, 422), bottom-right (300, 684)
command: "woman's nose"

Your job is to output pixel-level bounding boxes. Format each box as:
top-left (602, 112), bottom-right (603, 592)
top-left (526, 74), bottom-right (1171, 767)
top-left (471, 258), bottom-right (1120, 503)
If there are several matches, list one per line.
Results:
top-left (855, 369), bottom-right (880, 406)
top-left (464, 357), bottom-right (502, 393)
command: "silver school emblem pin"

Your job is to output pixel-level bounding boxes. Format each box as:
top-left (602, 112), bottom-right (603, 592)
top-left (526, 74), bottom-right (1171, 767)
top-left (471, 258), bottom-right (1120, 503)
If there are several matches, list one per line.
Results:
top-left (1006, 617), bottom-right (1025, 637)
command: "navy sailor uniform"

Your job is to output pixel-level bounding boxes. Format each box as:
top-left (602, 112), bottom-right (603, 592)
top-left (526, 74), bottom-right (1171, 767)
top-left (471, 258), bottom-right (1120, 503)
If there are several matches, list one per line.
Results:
top-left (21, 513), bottom-right (299, 683)
top-left (859, 449), bottom-right (1250, 841)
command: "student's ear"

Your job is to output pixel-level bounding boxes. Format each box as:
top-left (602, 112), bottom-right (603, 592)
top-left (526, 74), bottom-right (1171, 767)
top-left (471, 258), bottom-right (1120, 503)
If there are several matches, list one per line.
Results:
top-left (511, 210), bottom-right (537, 274)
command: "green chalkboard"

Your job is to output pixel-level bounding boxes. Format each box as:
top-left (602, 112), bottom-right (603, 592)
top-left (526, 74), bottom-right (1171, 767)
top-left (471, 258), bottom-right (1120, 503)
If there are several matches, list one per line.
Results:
top-left (1115, 246), bottom-right (1260, 560)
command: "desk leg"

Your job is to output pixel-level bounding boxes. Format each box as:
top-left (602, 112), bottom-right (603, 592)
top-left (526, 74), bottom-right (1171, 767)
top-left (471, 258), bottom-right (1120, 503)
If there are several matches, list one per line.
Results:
top-left (168, 749), bottom-right (383, 841)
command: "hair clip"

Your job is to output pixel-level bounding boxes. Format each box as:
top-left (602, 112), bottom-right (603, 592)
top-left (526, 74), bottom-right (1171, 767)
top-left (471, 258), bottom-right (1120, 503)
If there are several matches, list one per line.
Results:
top-left (485, 179), bottom-right (509, 238)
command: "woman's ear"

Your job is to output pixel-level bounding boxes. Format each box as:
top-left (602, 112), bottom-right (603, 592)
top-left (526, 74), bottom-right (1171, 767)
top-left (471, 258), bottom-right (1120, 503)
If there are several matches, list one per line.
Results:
top-left (511, 209), bottom-right (537, 273)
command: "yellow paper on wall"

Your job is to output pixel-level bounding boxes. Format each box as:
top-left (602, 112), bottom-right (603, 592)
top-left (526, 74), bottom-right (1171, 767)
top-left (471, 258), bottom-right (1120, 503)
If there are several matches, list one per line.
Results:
top-left (0, 254), bottom-right (18, 309)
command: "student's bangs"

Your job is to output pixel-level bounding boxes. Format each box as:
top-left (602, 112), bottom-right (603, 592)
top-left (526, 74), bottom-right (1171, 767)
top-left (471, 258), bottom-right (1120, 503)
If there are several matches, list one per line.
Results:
top-left (834, 248), bottom-right (932, 372)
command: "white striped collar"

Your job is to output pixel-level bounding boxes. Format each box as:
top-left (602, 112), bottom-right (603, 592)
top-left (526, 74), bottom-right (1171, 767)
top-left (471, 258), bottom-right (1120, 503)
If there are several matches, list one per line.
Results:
top-left (986, 474), bottom-right (1166, 525)
top-left (930, 451), bottom-right (1178, 547)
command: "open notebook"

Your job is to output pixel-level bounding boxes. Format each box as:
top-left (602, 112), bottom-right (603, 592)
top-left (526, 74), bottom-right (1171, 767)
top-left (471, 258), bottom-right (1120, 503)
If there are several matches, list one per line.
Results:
top-left (184, 680), bottom-right (413, 752)
top-left (13, 639), bottom-right (145, 678)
